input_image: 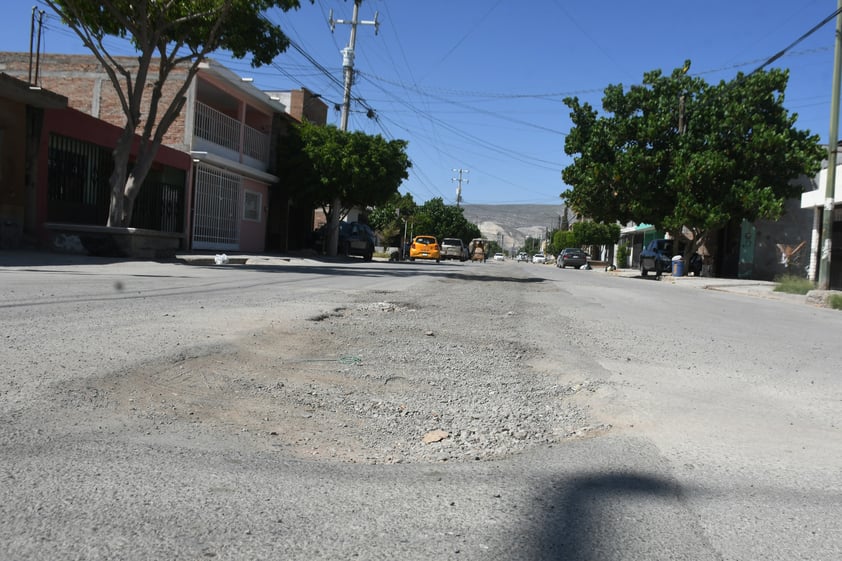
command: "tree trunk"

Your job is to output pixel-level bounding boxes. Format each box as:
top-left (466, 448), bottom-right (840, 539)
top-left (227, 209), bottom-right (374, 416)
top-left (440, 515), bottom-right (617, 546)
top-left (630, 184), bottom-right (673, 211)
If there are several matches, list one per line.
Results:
top-left (106, 128), bottom-right (136, 227)
top-left (327, 197), bottom-right (341, 257)
top-left (123, 142), bottom-right (159, 225)
top-left (106, 124), bottom-right (164, 228)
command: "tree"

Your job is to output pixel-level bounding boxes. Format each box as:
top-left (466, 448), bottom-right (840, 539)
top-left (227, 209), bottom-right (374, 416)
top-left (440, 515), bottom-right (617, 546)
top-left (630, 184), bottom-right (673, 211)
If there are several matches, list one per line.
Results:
top-left (522, 236), bottom-right (542, 254)
top-left (553, 230), bottom-right (576, 251)
top-left (570, 221), bottom-right (621, 262)
top-left (367, 193), bottom-right (417, 247)
top-left (561, 61), bottom-right (823, 258)
top-left (296, 121), bottom-right (411, 230)
top-left (45, 0), bottom-right (305, 227)
top-left (411, 198), bottom-right (481, 244)
top-left (571, 221), bottom-right (620, 247)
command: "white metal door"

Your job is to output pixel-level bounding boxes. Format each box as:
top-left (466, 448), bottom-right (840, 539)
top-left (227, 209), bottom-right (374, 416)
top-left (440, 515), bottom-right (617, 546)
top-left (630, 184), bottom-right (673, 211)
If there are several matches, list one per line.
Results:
top-left (192, 164), bottom-right (241, 250)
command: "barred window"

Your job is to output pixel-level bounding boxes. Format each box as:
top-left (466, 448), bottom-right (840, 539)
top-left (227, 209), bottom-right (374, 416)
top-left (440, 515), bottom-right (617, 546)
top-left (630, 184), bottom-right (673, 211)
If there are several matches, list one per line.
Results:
top-left (243, 190), bottom-right (261, 222)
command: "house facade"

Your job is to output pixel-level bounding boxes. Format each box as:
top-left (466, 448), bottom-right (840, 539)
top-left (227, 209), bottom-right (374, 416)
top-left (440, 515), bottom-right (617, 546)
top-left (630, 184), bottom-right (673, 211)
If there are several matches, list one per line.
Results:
top-left (0, 71), bottom-right (192, 256)
top-left (615, 174), bottom-right (816, 281)
top-left (800, 158), bottom-right (842, 289)
top-left (1, 53), bottom-right (288, 253)
top-left (0, 72), bottom-right (66, 249)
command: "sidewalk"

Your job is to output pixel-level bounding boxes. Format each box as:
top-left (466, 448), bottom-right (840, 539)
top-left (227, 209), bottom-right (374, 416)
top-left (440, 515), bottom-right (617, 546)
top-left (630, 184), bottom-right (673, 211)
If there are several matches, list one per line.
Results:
top-left (607, 267), bottom-right (811, 304)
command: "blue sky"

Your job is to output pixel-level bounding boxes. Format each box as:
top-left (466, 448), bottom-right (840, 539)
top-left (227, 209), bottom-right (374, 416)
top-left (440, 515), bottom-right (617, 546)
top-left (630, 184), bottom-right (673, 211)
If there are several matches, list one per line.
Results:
top-left (1, 1), bottom-right (838, 207)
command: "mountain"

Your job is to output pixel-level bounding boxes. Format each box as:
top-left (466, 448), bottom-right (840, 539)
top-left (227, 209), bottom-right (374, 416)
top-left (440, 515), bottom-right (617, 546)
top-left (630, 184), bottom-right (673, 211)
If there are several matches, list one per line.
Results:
top-left (460, 204), bottom-right (568, 250)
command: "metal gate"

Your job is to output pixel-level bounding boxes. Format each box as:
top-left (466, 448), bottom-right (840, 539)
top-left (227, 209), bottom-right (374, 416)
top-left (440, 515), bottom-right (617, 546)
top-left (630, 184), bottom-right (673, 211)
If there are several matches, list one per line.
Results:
top-left (192, 164), bottom-right (241, 250)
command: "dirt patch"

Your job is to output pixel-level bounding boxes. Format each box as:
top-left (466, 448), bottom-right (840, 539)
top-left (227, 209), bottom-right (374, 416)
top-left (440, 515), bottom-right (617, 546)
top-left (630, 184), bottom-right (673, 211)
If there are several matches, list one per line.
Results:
top-left (76, 284), bottom-right (597, 465)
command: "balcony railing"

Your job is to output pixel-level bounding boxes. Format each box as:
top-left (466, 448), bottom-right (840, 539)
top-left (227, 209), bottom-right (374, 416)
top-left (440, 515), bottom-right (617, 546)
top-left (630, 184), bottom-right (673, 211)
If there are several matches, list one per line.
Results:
top-left (193, 101), bottom-right (270, 166)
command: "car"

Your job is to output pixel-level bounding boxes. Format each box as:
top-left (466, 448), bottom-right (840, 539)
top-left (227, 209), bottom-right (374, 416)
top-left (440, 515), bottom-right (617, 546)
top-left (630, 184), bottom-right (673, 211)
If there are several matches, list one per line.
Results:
top-left (409, 235), bottom-right (441, 262)
top-left (532, 253), bottom-right (546, 264)
top-left (516, 252), bottom-right (529, 262)
top-left (313, 221), bottom-right (375, 260)
top-left (557, 248), bottom-right (589, 269)
top-left (639, 239), bottom-right (676, 276)
top-left (440, 238), bottom-right (469, 261)
top-left (493, 252), bottom-right (505, 261)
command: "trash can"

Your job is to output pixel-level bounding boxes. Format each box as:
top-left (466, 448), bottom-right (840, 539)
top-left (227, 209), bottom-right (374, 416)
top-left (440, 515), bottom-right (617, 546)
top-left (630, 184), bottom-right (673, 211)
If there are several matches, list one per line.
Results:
top-left (671, 255), bottom-right (684, 277)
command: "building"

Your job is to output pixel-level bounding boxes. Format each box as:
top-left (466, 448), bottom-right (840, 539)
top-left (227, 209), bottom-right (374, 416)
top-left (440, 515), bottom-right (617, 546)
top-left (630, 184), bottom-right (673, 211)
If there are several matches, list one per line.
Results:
top-left (615, 174), bottom-right (816, 281)
top-left (0, 72), bottom-right (66, 249)
top-left (2, 52), bottom-right (289, 253)
top-left (800, 156), bottom-right (842, 289)
top-left (0, 71), bottom-right (191, 256)
top-left (263, 88), bottom-right (329, 252)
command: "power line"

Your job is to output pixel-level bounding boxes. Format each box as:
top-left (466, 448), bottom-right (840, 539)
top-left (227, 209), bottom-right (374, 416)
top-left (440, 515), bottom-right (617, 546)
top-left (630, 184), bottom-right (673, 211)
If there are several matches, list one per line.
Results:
top-left (749, 6), bottom-right (842, 75)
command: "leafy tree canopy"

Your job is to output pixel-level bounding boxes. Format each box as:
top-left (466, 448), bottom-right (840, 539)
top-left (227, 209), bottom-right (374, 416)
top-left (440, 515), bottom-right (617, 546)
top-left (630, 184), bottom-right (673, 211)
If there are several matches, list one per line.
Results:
top-left (522, 236), bottom-right (543, 254)
top-left (571, 221), bottom-right (621, 247)
top-left (46, 0), bottom-right (306, 226)
top-left (367, 192), bottom-right (417, 246)
top-left (552, 230), bottom-right (576, 251)
top-left (561, 60), bottom-right (823, 253)
top-left (296, 121), bottom-right (411, 223)
top-left (411, 198), bottom-right (481, 244)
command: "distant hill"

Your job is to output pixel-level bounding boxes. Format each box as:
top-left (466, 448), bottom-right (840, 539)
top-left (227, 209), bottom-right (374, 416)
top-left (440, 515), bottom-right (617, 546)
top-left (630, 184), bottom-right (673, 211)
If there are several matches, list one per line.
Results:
top-left (460, 204), bottom-right (568, 250)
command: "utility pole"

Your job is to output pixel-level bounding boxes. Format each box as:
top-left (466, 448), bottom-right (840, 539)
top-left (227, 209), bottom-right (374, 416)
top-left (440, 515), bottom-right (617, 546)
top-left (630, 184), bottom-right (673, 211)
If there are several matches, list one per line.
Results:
top-left (818, 0), bottom-right (842, 290)
top-left (28, 7), bottom-right (45, 85)
top-left (452, 168), bottom-right (469, 208)
top-left (325, 1), bottom-right (379, 256)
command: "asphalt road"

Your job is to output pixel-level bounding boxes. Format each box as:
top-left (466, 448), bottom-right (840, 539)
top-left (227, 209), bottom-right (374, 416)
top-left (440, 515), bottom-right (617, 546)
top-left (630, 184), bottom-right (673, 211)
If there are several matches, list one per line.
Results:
top-left (1, 252), bottom-right (840, 561)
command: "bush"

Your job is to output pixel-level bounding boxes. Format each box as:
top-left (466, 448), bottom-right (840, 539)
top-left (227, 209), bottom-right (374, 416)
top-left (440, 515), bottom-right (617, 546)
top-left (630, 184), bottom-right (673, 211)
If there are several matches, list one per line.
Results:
top-left (773, 274), bottom-right (814, 295)
top-left (616, 243), bottom-right (629, 268)
top-left (830, 294), bottom-right (842, 310)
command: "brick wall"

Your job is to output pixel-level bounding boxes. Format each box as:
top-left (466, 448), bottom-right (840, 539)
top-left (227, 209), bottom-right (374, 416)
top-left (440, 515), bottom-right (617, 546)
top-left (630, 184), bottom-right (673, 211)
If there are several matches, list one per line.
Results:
top-left (1, 53), bottom-right (190, 151)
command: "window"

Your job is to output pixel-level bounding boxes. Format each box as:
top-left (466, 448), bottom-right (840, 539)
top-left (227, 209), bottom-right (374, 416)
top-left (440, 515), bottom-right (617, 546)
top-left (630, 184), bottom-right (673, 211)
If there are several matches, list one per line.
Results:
top-left (243, 190), bottom-right (262, 222)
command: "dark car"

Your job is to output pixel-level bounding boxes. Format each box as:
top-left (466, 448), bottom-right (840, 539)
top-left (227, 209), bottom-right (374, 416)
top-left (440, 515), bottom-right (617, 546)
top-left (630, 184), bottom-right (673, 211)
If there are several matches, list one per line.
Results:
top-left (556, 248), bottom-right (589, 269)
top-left (339, 222), bottom-right (376, 260)
top-left (313, 221), bottom-right (375, 261)
top-left (639, 239), bottom-right (674, 276)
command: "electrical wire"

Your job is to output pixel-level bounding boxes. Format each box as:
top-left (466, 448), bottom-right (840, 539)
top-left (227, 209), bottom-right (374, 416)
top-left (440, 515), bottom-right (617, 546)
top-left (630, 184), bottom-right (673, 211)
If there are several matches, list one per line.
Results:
top-left (749, 6), bottom-right (842, 75)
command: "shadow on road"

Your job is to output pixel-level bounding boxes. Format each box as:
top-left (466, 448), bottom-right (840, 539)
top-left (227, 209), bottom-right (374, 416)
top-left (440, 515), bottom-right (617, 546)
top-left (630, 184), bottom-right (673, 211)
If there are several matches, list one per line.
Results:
top-left (526, 471), bottom-right (695, 560)
top-left (180, 260), bottom-right (550, 284)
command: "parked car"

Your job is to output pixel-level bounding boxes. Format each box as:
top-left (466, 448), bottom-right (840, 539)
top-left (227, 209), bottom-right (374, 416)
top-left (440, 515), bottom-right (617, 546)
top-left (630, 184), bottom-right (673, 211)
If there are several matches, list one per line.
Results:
top-left (440, 238), bottom-right (469, 261)
top-left (493, 252), bottom-right (506, 261)
top-left (639, 239), bottom-right (675, 276)
top-left (409, 235), bottom-right (441, 262)
top-left (313, 221), bottom-right (375, 261)
top-left (557, 248), bottom-right (589, 269)
top-left (532, 253), bottom-right (546, 264)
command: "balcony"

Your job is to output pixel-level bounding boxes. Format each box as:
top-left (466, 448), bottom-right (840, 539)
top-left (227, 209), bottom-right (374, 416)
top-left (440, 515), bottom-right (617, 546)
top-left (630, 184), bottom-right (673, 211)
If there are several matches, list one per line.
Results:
top-left (192, 101), bottom-right (270, 171)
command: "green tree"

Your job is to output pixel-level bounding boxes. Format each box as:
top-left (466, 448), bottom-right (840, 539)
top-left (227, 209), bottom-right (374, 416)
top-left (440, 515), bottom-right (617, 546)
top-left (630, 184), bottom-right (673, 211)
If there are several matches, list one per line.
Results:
top-left (571, 221), bottom-right (621, 247)
top-left (296, 121), bottom-right (411, 223)
top-left (544, 228), bottom-right (559, 256)
top-left (570, 221), bottom-right (621, 262)
top-left (411, 198), bottom-right (480, 244)
top-left (46, 0), bottom-right (306, 227)
top-left (368, 193), bottom-right (417, 247)
top-left (561, 61), bottom-right (823, 257)
top-left (522, 236), bottom-right (542, 254)
top-left (553, 229), bottom-right (576, 250)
